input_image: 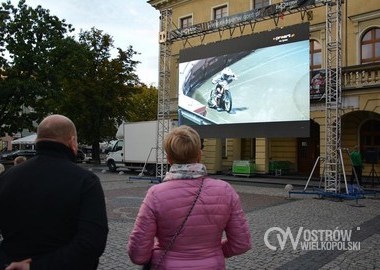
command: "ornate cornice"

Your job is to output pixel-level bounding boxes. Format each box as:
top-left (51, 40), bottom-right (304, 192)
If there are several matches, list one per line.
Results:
top-left (349, 9), bottom-right (380, 22)
top-left (148, 0), bottom-right (191, 10)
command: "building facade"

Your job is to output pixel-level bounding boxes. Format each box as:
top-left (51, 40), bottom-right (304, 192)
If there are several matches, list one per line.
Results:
top-left (148, 0), bottom-right (380, 180)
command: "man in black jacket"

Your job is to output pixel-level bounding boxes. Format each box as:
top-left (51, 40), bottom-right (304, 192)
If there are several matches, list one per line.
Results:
top-left (0, 114), bottom-right (108, 270)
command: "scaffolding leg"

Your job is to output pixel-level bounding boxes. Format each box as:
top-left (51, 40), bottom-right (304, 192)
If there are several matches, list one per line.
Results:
top-left (369, 164), bottom-right (379, 188)
top-left (318, 162), bottom-right (326, 189)
top-left (139, 147), bottom-right (156, 177)
top-left (304, 156), bottom-right (321, 191)
top-left (339, 148), bottom-right (348, 194)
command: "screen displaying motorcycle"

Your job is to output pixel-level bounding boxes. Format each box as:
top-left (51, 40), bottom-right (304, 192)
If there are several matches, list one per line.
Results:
top-left (178, 23), bottom-right (310, 138)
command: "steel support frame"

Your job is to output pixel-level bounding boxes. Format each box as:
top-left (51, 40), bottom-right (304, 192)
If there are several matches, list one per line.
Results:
top-left (156, 9), bottom-right (172, 180)
top-left (155, 1), bottom-right (342, 184)
top-left (324, 0), bottom-right (343, 193)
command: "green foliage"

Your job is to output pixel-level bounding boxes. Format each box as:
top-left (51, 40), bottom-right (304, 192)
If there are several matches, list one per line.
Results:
top-left (0, 0), bottom-right (73, 135)
top-left (0, 1), bottom-right (159, 163)
top-left (50, 28), bottom-right (146, 162)
top-left (126, 85), bottom-right (158, 122)
top-left (59, 28), bottom-right (141, 145)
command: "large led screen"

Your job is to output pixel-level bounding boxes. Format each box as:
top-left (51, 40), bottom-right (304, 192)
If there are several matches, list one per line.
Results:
top-left (178, 23), bottom-right (310, 138)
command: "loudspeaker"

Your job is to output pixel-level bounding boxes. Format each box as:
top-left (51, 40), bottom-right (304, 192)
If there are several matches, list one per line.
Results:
top-left (159, 31), bottom-right (167, 43)
top-left (364, 149), bottom-right (378, 164)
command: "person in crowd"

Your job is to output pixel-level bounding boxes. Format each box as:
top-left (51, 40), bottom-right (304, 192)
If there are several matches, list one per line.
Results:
top-left (13, 156), bottom-right (26, 166)
top-left (350, 145), bottom-right (364, 186)
top-left (128, 125), bottom-right (251, 269)
top-left (0, 114), bottom-right (108, 270)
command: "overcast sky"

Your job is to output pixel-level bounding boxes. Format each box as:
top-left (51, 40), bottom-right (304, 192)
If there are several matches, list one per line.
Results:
top-left (10, 0), bottom-right (160, 86)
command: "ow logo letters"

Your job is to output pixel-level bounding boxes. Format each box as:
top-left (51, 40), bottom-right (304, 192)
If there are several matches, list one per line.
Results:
top-left (264, 227), bottom-right (303, 251)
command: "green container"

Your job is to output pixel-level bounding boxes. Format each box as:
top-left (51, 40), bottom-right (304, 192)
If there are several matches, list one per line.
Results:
top-left (232, 160), bottom-right (256, 176)
top-left (269, 161), bottom-right (291, 174)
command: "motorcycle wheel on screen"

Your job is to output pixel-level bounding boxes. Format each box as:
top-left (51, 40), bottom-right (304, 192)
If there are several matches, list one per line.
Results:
top-left (207, 88), bottom-right (217, 108)
top-left (221, 90), bottom-right (232, 113)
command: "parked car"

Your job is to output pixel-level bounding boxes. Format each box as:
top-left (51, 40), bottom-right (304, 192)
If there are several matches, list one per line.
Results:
top-left (0, 149), bottom-right (37, 167)
top-left (76, 148), bottom-right (91, 163)
top-left (76, 149), bottom-right (86, 163)
top-left (0, 149), bottom-right (88, 165)
top-left (0, 148), bottom-right (12, 159)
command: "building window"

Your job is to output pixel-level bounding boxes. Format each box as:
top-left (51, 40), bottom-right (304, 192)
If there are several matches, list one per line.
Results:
top-left (180, 16), bottom-right (192, 28)
top-left (360, 119), bottom-right (380, 163)
top-left (361, 28), bottom-right (380, 64)
top-left (310, 39), bottom-right (322, 71)
top-left (213, 5), bottom-right (228, 20)
top-left (221, 138), bottom-right (228, 158)
top-left (253, 0), bottom-right (270, 9)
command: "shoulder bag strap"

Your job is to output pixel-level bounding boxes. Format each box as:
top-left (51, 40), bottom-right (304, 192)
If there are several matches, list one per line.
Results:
top-left (154, 177), bottom-right (204, 269)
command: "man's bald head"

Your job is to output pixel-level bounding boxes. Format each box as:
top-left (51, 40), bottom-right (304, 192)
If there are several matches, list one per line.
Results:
top-left (36, 114), bottom-right (78, 152)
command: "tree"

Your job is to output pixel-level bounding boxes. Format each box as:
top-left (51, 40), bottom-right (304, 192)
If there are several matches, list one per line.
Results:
top-left (0, 1), bottom-right (153, 164)
top-left (54, 28), bottom-right (141, 163)
top-left (0, 0), bottom-right (73, 136)
top-left (126, 84), bottom-right (158, 122)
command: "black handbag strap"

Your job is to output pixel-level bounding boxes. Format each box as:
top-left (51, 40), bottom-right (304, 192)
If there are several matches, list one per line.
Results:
top-left (154, 177), bottom-right (204, 269)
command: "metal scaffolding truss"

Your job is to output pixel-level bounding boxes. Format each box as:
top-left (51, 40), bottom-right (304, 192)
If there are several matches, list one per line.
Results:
top-left (155, 0), bottom-right (342, 185)
top-left (324, 0), bottom-right (343, 193)
top-left (155, 9), bottom-right (172, 180)
top-left (168, 0), bottom-right (328, 42)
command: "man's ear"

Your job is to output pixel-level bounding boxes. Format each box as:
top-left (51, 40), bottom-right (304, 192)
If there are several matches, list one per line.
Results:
top-left (68, 135), bottom-right (78, 154)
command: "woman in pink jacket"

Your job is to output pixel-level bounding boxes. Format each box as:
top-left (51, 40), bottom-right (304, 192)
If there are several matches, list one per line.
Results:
top-left (128, 125), bottom-right (251, 269)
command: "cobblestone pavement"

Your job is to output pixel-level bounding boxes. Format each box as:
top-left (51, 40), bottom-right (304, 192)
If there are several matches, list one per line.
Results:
top-left (93, 169), bottom-right (380, 270)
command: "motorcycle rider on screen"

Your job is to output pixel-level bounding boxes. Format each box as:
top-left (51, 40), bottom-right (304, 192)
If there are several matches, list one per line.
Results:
top-left (210, 67), bottom-right (237, 111)
top-left (214, 83), bottom-right (225, 111)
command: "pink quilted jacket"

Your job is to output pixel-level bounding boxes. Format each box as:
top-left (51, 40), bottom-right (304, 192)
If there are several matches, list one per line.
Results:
top-left (128, 177), bottom-right (252, 269)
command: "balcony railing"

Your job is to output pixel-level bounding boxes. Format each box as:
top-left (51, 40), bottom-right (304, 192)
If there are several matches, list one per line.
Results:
top-left (343, 62), bottom-right (380, 90)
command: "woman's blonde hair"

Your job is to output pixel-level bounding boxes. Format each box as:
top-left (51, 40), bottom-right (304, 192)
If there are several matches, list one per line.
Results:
top-left (164, 125), bottom-right (201, 164)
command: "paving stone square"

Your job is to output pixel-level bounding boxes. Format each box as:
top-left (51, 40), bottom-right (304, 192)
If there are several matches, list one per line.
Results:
top-left (91, 168), bottom-right (380, 270)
